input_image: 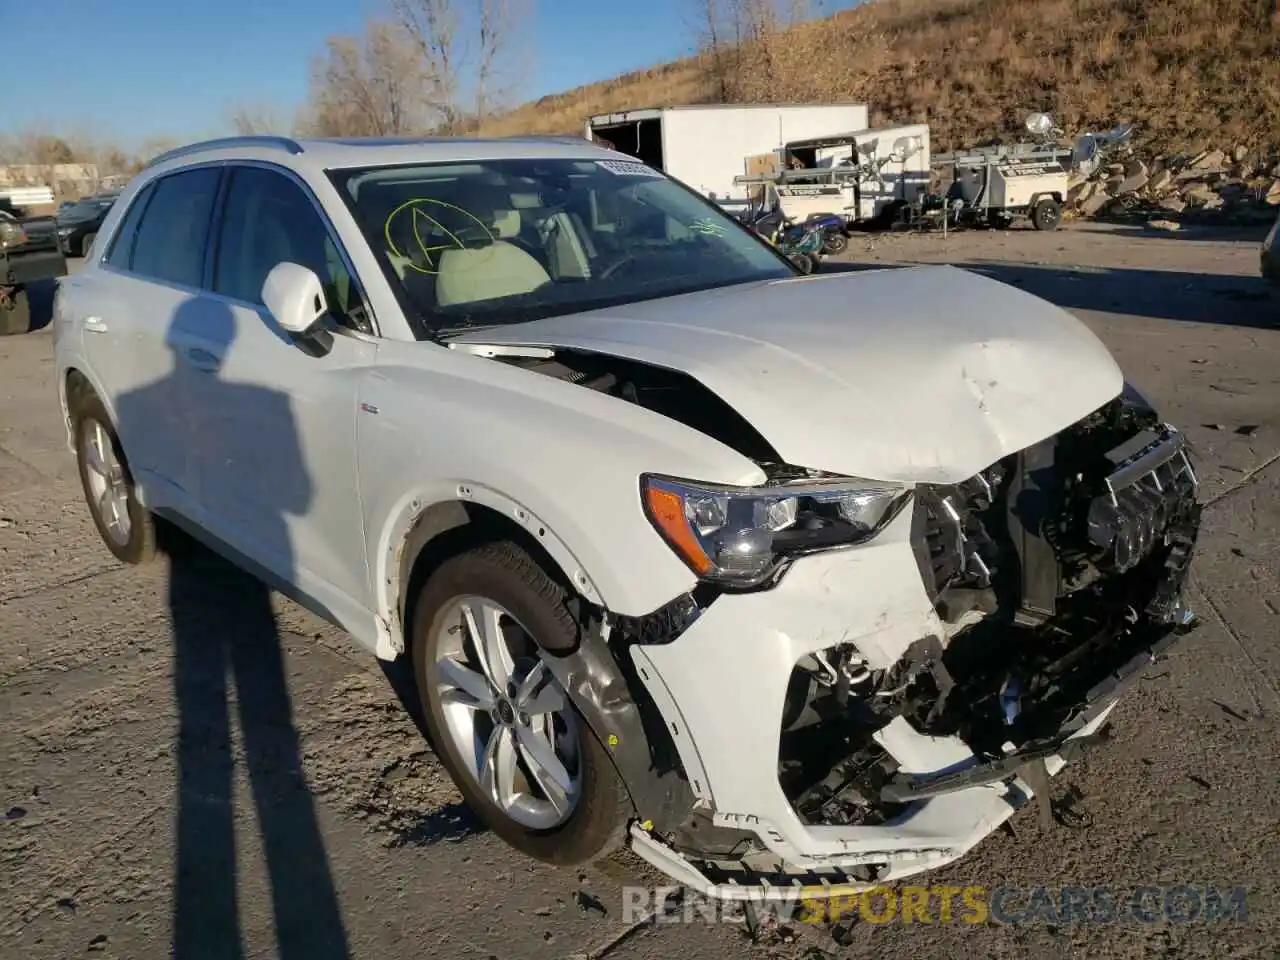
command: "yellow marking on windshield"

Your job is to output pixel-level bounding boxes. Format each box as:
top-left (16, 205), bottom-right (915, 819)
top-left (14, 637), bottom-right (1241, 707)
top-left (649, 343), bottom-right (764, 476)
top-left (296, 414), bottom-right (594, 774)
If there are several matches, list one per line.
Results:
top-left (382, 197), bottom-right (495, 275)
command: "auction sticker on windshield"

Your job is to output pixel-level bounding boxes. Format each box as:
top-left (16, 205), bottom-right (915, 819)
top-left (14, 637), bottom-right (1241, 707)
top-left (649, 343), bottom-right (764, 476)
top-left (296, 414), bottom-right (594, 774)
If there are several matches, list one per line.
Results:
top-left (597, 159), bottom-right (664, 177)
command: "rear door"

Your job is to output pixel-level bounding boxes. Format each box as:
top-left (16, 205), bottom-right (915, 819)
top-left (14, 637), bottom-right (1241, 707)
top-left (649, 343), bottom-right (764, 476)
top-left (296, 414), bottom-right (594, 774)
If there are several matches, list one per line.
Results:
top-left (69, 166), bottom-right (222, 511)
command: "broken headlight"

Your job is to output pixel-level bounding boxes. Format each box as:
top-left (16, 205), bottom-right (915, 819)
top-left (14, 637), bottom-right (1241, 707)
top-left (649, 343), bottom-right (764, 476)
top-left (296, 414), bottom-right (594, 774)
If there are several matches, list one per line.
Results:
top-left (641, 473), bottom-right (910, 587)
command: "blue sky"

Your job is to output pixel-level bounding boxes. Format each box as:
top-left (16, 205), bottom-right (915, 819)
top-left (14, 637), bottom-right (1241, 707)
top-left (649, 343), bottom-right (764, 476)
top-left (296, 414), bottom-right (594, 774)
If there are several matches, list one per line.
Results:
top-left (4, 0), bottom-right (855, 150)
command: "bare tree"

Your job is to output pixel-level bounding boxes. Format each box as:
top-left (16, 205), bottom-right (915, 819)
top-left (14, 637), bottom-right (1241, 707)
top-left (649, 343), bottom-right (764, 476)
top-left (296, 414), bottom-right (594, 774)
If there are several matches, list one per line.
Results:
top-left (475, 0), bottom-right (532, 124)
top-left (689, 0), bottom-right (816, 101)
top-left (690, 0), bottom-right (734, 102)
top-left (300, 18), bottom-right (431, 137)
top-left (226, 102), bottom-right (285, 135)
top-left (391, 0), bottom-right (463, 132)
top-left (392, 0), bottom-right (532, 132)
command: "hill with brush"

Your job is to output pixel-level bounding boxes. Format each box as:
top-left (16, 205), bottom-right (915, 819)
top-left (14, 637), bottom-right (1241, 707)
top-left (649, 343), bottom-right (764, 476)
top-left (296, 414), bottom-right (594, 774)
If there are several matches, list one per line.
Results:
top-left (481, 0), bottom-right (1280, 157)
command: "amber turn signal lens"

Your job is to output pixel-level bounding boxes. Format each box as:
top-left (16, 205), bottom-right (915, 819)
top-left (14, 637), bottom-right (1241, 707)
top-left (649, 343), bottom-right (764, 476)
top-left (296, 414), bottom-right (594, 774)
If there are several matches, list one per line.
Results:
top-left (643, 485), bottom-right (713, 575)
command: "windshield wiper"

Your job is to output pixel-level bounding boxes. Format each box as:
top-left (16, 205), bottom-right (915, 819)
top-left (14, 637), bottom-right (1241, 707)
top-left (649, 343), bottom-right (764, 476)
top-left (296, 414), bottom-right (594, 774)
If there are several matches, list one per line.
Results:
top-left (435, 322), bottom-right (508, 338)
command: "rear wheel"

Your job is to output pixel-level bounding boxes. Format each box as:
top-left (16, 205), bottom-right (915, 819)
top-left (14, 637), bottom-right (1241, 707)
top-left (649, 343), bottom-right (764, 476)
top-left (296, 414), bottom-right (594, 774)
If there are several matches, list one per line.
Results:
top-left (71, 388), bottom-right (156, 564)
top-left (1031, 198), bottom-right (1063, 231)
top-left (0, 287), bottom-right (30, 336)
top-left (821, 232), bottom-right (848, 255)
top-left (410, 542), bottom-right (631, 865)
top-left (789, 252), bottom-right (815, 274)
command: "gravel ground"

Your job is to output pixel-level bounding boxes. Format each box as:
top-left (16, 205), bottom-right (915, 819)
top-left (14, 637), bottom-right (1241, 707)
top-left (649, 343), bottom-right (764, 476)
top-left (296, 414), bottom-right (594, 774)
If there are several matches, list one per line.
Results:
top-left (2, 221), bottom-right (1278, 960)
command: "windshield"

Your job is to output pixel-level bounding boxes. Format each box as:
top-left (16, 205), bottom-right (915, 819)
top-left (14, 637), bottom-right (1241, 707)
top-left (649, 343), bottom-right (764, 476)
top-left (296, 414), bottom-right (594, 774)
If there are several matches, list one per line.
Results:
top-left (329, 157), bottom-right (793, 335)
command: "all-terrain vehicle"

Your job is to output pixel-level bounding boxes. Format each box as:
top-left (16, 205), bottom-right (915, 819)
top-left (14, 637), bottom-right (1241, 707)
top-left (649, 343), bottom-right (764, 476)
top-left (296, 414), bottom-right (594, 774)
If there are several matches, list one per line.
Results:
top-left (0, 204), bottom-right (68, 335)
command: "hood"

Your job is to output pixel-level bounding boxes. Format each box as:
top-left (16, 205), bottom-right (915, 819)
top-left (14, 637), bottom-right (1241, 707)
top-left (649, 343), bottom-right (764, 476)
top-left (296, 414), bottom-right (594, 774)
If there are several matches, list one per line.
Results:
top-left (450, 265), bottom-right (1124, 484)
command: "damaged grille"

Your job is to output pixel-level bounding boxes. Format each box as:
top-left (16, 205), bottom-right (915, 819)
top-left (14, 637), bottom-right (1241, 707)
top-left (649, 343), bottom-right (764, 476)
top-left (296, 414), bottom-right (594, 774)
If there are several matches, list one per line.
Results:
top-left (776, 401), bottom-right (1204, 825)
top-left (1085, 424), bottom-right (1197, 573)
top-left (911, 465), bottom-right (1006, 613)
top-left (909, 401), bottom-right (1199, 626)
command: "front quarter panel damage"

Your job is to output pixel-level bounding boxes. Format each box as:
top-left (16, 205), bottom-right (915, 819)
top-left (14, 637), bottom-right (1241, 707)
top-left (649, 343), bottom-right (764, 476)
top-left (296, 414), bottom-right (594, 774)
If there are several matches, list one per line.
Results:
top-left (359, 338), bottom-right (768, 632)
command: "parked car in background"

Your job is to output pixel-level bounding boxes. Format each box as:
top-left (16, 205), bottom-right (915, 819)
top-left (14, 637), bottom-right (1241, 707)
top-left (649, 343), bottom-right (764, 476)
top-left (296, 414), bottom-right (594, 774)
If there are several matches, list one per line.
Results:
top-left (1263, 208), bottom-right (1279, 289)
top-left (54, 135), bottom-right (1202, 901)
top-left (55, 194), bottom-right (117, 257)
top-left (1, 207), bottom-right (67, 334)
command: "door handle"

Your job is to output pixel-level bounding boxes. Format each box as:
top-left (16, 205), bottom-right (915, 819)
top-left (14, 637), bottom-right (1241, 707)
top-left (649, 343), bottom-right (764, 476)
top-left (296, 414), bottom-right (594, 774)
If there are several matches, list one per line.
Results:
top-left (181, 347), bottom-right (221, 372)
top-left (83, 316), bottom-right (108, 333)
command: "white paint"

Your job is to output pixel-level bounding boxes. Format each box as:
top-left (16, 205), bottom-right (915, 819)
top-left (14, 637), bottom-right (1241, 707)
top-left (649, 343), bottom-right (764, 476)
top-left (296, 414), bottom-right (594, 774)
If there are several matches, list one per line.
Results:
top-left (450, 264), bottom-right (1125, 484)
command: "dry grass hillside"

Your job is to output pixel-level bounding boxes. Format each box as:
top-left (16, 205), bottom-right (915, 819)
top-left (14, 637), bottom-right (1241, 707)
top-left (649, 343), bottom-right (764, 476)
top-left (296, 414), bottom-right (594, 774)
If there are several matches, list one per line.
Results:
top-left (481, 0), bottom-right (1280, 155)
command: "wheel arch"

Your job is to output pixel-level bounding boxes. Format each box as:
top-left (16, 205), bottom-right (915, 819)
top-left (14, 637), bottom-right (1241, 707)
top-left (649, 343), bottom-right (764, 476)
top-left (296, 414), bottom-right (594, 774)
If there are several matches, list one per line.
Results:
top-left (385, 493), bottom-right (699, 833)
top-left (62, 366), bottom-right (120, 452)
top-left (379, 488), bottom-right (608, 661)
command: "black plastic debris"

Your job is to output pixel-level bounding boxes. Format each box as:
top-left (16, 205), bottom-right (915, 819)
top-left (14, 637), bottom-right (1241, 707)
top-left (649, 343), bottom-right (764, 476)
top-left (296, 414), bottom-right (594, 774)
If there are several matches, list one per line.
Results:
top-left (573, 890), bottom-right (607, 917)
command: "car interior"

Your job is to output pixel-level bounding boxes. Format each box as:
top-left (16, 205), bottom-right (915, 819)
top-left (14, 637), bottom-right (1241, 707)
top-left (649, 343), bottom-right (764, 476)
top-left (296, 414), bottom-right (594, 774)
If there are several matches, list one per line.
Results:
top-left (346, 164), bottom-right (704, 316)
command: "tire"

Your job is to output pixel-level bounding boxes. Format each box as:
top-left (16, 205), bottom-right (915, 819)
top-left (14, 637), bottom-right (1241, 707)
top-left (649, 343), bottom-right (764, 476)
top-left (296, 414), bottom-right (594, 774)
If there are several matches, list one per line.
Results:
top-left (822, 232), bottom-right (848, 255)
top-left (790, 252), bottom-right (815, 274)
top-left (80, 232), bottom-right (97, 258)
top-left (71, 388), bottom-right (156, 564)
top-left (0, 288), bottom-right (31, 336)
top-left (1032, 198), bottom-right (1062, 231)
top-left (410, 541), bottom-right (632, 866)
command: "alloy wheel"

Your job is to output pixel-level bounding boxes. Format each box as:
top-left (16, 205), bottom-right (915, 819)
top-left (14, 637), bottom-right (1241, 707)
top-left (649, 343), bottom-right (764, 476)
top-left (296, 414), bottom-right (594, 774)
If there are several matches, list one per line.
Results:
top-left (432, 596), bottom-right (581, 829)
top-left (80, 419), bottom-right (132, 546)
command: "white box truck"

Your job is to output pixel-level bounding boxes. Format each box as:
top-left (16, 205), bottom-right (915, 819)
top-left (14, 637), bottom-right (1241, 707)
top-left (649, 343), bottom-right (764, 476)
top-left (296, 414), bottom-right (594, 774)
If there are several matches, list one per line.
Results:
top-left (583, 103), bottom-right (870, 212)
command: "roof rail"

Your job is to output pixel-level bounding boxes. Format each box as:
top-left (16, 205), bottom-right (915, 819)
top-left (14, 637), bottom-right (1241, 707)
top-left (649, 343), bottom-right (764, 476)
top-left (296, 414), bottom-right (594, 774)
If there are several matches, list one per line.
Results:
top-left (147, 135), bottom-right (305, 168)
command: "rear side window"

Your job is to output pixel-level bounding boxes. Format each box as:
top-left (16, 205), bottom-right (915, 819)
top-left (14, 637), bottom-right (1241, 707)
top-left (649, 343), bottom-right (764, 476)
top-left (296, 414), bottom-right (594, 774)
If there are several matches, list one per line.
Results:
top-left (104, 183), bottom-right (155, 269)
top-left (129, 167), bottom-right (222, 288)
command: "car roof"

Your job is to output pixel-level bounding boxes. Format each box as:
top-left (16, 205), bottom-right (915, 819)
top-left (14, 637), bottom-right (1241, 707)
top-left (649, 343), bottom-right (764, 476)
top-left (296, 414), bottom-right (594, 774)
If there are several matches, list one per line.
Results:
top-left (144, 135), bottom-right (619, 179)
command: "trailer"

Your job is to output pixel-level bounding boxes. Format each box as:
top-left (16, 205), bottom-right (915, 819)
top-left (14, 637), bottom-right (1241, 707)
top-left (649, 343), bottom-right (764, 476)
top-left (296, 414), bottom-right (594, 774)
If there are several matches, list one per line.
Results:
top-left (583, 103), bottom-right (869, 212)
top-left (934, 142), bottom-right (1074, 230)
top-left (733, 124), bottom-right (931, 225)
top-left (735, 120), bottom-right (1078, 233)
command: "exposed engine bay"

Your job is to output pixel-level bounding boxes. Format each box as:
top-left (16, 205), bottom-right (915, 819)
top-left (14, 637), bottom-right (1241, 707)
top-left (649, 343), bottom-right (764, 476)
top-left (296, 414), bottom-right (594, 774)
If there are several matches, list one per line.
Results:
top-left (778, 392), bottom-right (1200, 830)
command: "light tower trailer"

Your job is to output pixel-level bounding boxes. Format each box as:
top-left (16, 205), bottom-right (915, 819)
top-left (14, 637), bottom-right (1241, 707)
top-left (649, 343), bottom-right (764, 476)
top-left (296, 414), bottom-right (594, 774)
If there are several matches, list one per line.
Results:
top-left (935, 142), bottom-right (1075, 231)
top-left (731, 125), bottom-right (932, 228)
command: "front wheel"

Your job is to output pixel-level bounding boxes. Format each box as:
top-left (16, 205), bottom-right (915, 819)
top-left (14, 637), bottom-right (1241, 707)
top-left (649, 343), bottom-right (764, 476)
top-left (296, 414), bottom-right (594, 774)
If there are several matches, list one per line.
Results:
top-left (822, 232), bottom-right (848, 255)
top-left (410, 542), bottom-right (632, 865)
top-left (1031, 198), bottom-right (1063, 231)
top-left (0, 287), bottom-right (30, 336)
top-left (789, 252), bottom-right (815, 274)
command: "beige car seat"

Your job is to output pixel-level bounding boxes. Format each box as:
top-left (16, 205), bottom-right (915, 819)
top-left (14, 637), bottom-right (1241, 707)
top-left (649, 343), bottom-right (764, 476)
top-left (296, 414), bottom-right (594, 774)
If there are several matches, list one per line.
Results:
top-left (435, 208), bottom-right (552, 306)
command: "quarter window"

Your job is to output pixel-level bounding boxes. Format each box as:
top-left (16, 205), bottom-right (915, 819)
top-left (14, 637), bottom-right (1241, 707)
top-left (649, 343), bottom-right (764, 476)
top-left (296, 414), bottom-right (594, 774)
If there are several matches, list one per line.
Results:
top-left (104, 182), bottom-right (156, 270)
top-left (129, 167), bottom-right (221, 287)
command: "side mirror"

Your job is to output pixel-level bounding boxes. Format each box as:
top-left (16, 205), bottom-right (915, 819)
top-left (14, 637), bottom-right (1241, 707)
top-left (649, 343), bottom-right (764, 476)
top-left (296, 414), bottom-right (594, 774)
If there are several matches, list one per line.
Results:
top-left (261, 261), bottom-right (334, 356)
top-left (262, 261), bottom-right (329, 336)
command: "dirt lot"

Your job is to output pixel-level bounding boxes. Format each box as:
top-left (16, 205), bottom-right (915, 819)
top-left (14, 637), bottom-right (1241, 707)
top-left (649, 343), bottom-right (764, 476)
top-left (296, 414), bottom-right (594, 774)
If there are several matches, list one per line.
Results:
top-left (2, 222), bottom-right (1278, 960)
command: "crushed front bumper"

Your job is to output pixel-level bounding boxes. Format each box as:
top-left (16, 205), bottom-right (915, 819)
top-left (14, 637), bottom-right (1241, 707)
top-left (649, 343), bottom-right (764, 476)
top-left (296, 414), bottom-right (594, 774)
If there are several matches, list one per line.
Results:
top-left (627, 479), bottom-right (1199, 901)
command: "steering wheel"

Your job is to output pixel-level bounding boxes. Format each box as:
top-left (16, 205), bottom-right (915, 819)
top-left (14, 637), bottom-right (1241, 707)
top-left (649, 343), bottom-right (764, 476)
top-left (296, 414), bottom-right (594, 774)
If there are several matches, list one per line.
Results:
top-left (596, 253), bottom-right (640, 280)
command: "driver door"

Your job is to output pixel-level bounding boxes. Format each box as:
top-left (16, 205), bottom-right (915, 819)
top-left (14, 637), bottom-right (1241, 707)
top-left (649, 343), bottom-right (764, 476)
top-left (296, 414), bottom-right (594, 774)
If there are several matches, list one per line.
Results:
top-left (187, 163), bottom-right (376, 615)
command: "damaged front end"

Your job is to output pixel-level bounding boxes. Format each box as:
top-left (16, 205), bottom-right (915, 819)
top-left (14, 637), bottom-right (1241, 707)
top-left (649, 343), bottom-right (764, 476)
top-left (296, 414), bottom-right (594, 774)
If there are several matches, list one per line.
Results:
top-left (778, 392), bottom-right (1200, 842)
top-left (618, 391), bottom-right (1202, 900)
